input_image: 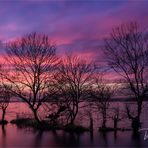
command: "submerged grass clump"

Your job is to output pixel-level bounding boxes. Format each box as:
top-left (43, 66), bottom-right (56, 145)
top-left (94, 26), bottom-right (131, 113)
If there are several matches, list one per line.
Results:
top-left (0, 120), bottom-right (8, 125)
top-left (10, 117), bottom-right (89, 133)
top-left (10, 118), bottom-right (36, 128)
top-left (63, 124), bottom-right (89, 133)
top-left (99, 127), bottom-right (132, 132)
top-left (10, 118), bottom-right (62, 131)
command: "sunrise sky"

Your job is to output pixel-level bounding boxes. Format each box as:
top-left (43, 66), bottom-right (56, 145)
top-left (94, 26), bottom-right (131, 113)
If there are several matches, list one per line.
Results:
top-left (0, 0), bottom-right (147, 60)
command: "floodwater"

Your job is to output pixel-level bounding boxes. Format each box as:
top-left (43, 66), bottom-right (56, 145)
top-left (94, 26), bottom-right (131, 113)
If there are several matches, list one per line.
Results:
top-left (0, 102), bottom-right (148, 147)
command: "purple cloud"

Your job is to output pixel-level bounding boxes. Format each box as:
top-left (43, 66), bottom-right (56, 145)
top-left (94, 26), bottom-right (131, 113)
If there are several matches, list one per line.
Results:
top-left (0, 0), bottom-right (147, 58)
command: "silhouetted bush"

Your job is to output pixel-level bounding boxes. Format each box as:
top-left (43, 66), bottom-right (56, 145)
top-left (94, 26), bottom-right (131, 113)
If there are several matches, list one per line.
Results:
top-left (99, 127), bottom-right (131, 132)
top-left (0, 120), bottom-right (8, 124)
top-left (63, 124), bottom-right (89, 133)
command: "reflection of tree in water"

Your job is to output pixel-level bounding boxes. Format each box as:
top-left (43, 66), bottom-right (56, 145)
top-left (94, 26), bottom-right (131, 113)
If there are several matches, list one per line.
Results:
top-left (131, 131), bottom-right (141, 147)
top-left (114, 131), bottom-right (117, 141)
top-left (90, 130), bottom-right (94, 142)
top-left (1, 125), bottom-right (7, 148)
top-left (99, 132), bottom-right (108, 147)
top-left (33, 130), bottom-right (43, 148)
top-left (52, 131), bottom-right (80, 147)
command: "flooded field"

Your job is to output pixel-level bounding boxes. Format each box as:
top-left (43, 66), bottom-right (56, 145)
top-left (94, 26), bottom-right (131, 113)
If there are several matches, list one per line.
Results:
top-left (0, 102), bottom-right (148, 147)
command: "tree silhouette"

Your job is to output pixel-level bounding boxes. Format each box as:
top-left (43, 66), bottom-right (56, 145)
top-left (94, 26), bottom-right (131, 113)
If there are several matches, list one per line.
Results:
top-left (3, 32), bottom-right (58, 123)
top-left (104, 22), bottom-right (148, 130)
top-left (90, 75), bottom-right (114, 128)
top-left (0, 84), bottom-right (11, 124)
top-left (53, 55), bottom-right (95, 125)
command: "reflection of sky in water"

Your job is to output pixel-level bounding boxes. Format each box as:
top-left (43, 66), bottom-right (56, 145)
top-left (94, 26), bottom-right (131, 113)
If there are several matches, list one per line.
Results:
top-left (2, 102), bottom-right (148, 128)
top-left (0, 124), bottom-right (148, 147)
top-left (0, 102), bottom-right (148, 147)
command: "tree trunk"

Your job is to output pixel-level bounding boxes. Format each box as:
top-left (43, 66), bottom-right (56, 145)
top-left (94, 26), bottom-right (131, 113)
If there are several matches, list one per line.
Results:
top-left (32, 109), bottom-right (41, 124)
top-left (137, 101), bottom-right (142, 122)
top-left (102, 107), bottom-right (107, 128)
top-left (131, 101), bottom-right (142, 131)
top-left (131, 117), bottom-right (140, 132)
top-left (114, 118), bottom-right (118, 129)
top-left (69, 102), bottom-right (79, 125)
top-left (126, 101), bottom-right (142, 131)
top-left (2, 108), bottom-right (6, 122)
top-left (69, 113), bottom-right (76, 125)
top-left (90, 117), bottom-right (93, 131)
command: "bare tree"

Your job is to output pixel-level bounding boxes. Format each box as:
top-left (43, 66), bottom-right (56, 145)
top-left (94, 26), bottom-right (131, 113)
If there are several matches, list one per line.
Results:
top-left (0, 84), bottom-right (11, 124)
top-left (3, 33), bottom-right (58, 123)
top-left (90, 75), bottom-right (114, 128)
top-left (104, 22), bottom-right (148, 130)
top-left (52, 55), bottom-right (95, 125)
top-left (112, 106), bottom-right (123, 129)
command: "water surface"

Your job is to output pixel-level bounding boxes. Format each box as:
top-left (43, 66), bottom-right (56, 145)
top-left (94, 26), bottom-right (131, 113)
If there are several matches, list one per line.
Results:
top-left (0, 102), bottom-right (148, 147)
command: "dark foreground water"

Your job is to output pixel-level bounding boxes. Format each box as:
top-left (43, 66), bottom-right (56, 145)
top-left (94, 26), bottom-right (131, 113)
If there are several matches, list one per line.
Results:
top-left (0, 124), bottom-right (148, 147)
top-left (0, 102), bottom-right (148, 147)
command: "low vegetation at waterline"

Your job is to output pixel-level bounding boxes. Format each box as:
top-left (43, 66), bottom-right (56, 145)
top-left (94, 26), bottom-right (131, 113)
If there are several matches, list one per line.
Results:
top-left (0, 120), bottom-right (8, 124)
top-left (10, 118), bottom-right (58, 131)
top-left (10, 117), bottom-right (89, 133)
top-left (99, 127), bottom-right (131, 132)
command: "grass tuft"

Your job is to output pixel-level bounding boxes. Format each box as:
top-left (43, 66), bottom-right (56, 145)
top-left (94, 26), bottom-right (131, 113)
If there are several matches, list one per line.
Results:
top-left (10, 118), bottom-right (89, 133)
top-left (63, 124), bottom-right (89, 133)
top-left (0, 120), bottom-right (8, 124)
top-left (99, 127), bottom-right (132, 132)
